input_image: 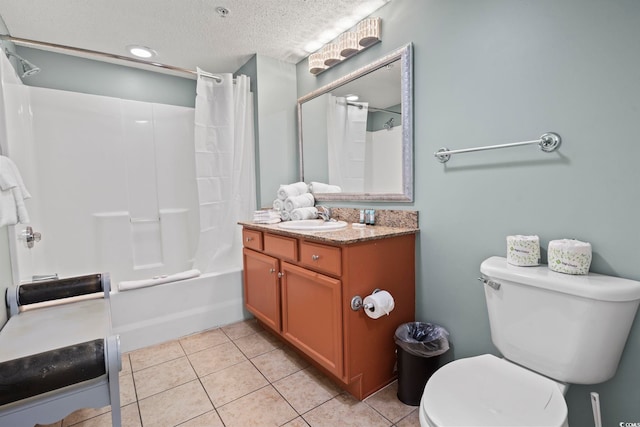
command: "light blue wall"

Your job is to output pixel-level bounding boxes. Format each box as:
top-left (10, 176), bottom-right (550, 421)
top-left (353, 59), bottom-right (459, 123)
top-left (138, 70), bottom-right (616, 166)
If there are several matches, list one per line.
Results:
top-left (253, 55), bottom-right (298, 207)
top-left (298, 0), bottom-right (640, 425)
top-left (15, 47), bottom-right (197, 108)
top-left (236, 54), bottom-right (298, 207)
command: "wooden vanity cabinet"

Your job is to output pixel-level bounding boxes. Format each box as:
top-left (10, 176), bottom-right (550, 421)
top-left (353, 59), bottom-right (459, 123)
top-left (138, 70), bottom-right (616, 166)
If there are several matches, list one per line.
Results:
top-left (281, 262), bottom-right (343, 378)
top-left (242, 248), bottom-right (281, 331)
top-left (241, 226), bottom-right (416, 400)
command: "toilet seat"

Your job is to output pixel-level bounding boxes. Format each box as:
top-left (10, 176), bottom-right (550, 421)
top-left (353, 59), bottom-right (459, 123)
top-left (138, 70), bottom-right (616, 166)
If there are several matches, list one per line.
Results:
top-left (420, 354), bottom-right (568, 427)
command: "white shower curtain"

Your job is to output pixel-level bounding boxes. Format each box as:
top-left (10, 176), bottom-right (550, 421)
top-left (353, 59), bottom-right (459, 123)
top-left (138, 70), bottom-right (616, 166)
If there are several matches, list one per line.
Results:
top-left (326, 95), bottom-right (368, 193)
top-left (193, 71), bottom-right (256, 273)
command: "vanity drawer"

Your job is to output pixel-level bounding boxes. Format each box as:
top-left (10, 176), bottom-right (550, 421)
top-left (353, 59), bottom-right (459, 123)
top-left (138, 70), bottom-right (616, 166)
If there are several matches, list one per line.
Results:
top-left (300, 241), bottom-right (342, 276)
top-left (264, 234), bottom-right (298, 262)
top-left (242, 229), bottom-right (263, 251)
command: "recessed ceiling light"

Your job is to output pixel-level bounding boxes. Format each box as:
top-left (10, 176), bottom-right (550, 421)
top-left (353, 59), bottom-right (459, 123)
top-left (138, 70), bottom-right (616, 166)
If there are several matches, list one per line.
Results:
top-left (216, 7), bottom-right (229, 18)
top-left (126, 45), bottom-right (156, 59)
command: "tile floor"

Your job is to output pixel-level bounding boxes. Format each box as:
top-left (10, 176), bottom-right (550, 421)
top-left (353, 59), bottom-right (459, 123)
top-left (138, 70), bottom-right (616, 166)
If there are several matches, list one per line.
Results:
top-left (39, 319), bottom-right (420, 427)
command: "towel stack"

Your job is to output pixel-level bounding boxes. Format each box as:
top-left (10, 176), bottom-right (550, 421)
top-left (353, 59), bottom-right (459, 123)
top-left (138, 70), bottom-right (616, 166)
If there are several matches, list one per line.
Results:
top-left (0, 155), bottom-right (31, 227)
top-left (252, 209), bottom-right (282, 224)
top-left (272, 182), bottom-right (318, 221)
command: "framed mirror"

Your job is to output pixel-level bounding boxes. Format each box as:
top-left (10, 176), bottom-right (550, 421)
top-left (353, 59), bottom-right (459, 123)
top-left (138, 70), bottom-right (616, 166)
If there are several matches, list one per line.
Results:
top-left (298, 43), bottom-right (413, 202)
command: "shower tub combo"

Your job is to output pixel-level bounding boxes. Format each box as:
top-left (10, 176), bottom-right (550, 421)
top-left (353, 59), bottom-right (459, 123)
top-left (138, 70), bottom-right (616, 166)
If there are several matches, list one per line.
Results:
top-left (2, 75), bottom-right (248, 352)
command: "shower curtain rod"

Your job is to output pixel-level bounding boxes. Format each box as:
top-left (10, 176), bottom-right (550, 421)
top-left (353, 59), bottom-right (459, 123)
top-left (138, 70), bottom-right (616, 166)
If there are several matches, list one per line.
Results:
top-left (346, 101), bottom-right (401, 115)
top-left (0, 34), bottom-right (223, 82)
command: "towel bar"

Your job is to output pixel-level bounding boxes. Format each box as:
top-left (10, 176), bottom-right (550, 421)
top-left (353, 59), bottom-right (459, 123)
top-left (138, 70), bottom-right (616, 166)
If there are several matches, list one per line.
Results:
top-left (434, 132), bottom-right (561, 163)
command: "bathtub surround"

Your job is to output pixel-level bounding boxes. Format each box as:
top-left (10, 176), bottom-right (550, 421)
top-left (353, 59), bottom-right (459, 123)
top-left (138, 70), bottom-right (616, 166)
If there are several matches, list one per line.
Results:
top-left (0, 50), bottom-right (250, 352)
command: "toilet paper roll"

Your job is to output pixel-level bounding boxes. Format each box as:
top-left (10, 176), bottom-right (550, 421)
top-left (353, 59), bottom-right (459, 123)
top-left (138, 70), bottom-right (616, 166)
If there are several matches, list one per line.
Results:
top-left (506, 235), bottom-right (540, 266)
top-left (548, 239), bottom-right (592, 275)
top-left (363, 290), bottom-right (395, 319)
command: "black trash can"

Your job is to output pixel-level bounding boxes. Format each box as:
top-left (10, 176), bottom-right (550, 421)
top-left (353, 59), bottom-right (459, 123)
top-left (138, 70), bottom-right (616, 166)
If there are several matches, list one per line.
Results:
top-left (394, 322), bottom-right (449, 406)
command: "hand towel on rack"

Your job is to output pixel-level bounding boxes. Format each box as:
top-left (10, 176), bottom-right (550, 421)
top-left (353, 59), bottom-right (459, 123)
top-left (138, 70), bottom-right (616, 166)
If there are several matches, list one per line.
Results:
top-left (118, 269), bottom-right (201, 291)
top-left (284, 193), bottom-right (315, 212)
top-left (309, 182), bottom-right (342, 193)
top-left (0, 155), bottom-right (31, 227)
top-left (277, 182), bottom-right (308, 200)
top-left (290, 207), bottom-right (319, 221)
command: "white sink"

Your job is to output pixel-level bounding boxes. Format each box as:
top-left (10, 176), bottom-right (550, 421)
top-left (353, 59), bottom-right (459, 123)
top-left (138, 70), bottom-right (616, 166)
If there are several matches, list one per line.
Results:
top-left (278, 219), bottom-right (348, 231)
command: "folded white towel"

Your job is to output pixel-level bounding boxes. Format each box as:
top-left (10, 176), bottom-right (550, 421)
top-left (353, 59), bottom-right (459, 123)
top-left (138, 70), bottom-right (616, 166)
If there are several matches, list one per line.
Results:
top-left (284, 193), bottom-right (315, 212)
top-left (309, 182), bottom-right (342, 193)
top-left (291, 207), bottom-right (319, 221)
top-left (118, 269), bottom-right (201, 291)
top-left (0, 155), bottom-right (31, 227)
top-left (253, 209), bottom-right (281, 224)
top-left (280, 210), bottom-right (291, 221)
top-left (272, 199), bottom-right (284, 211)
top-left (277, 182), bottom-right (308, 200)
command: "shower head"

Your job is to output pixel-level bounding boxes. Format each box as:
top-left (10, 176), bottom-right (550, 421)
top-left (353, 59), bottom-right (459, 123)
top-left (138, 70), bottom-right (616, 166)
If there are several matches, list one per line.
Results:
top-left (5, 49), bottom-right (41, 77)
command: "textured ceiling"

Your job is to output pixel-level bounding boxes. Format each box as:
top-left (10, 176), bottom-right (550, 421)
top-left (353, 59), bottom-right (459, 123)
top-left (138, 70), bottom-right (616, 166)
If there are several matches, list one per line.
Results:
top-left (0, 0), bottom-right (390, 76)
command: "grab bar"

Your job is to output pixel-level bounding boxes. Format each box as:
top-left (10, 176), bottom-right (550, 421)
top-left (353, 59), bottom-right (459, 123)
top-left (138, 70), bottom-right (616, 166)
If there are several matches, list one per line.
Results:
top-left (434, 132), bottom-right (561, 163)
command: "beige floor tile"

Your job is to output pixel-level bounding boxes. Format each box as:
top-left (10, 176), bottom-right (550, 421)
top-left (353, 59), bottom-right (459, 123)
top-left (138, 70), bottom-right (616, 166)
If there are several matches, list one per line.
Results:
top-left (303, 393), bottom-right (391, 427)
top-left (177, 409), bottom-right (225, 427)
top-left (133, 356), bottom-right (197, 399)
top-left (396, 409), bottom-right (420, 427)
top-left (273, 367), bottom-right (341, 414)
top-left (217, 385), bottom-right (298, 427)
top-left (251, 347), bottom-right (309, 382)
top-left (187, 341), bottom-right (247, 377)
top-left (221, 318), bottom-right (263, 340)
top-left (61, 403), bottom-right (139, 427)
top-left (129, 340), bottom-right (185, 371)
top-left (119, 371), bottom-right (137, 406)
top-left (138, 380), bottom-right (213, 427)
top-left (283, 417), bottom-right (311, 427)
top-left (200, 360), bottom-right (269, 407)
top-left (62, 406), bottom-right (109, 426)
top-left (120, 353), bottom-right (132, 375)
top-left (233, 330), bottom-right (282, 358)
top-left (179, 328), bottom-right (230, 354)
top-left (364, 381), bottom-right (414, 423)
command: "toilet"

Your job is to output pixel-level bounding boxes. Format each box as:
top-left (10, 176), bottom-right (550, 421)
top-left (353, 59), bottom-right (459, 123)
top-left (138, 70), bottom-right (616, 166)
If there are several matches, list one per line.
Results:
top-left (419, 256), bottom-right (640, 427)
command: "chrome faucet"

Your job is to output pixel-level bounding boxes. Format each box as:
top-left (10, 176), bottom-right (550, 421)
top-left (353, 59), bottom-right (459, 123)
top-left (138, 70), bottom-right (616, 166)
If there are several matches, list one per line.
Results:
top-left (316, 205), bottom-right (332, 221)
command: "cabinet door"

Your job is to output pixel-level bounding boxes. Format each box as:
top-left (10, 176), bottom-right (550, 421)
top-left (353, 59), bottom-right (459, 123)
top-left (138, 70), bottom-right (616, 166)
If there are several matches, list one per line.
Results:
top-left (281, 262), bottom-right (343, 378)
top-left (243, 248), bottom-right (281, 331)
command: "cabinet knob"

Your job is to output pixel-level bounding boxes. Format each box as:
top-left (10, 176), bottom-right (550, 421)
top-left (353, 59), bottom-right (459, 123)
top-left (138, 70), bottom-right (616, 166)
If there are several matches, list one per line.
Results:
top-left (278, 272), bottom-right (284, 278)
top-left (311, 255), bottom-right (320, 261)
top-left (246, 237), bottom-right (253, 242)
top-left (269, 268), bottom-right (276, 274)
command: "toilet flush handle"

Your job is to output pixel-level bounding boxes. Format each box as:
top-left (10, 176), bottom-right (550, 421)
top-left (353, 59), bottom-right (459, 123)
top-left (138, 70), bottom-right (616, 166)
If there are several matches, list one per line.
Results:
top-left (477, 277), bottom-right (501, 290)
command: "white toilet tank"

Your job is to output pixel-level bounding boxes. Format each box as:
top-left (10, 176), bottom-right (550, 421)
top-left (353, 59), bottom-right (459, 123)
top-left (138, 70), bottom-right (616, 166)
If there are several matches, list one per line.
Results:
top-left (480, 256), bottom-right (640, 384)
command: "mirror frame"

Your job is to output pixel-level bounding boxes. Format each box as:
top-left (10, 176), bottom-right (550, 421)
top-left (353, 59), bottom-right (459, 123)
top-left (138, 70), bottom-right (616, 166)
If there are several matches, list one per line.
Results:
top-left (297, 43), bottom-right (413, 202)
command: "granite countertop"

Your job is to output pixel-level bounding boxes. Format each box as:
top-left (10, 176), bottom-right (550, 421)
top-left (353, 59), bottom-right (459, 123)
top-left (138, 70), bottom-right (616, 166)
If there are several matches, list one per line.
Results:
top-left (239, 221), bottom-right (419, 244)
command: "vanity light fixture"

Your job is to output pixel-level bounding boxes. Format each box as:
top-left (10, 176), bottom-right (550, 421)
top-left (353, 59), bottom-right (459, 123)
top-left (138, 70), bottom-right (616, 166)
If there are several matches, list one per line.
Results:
top-left (308, 17), bottom-right (381, 75)
top-left (126, 45), bottom-right (156, 59)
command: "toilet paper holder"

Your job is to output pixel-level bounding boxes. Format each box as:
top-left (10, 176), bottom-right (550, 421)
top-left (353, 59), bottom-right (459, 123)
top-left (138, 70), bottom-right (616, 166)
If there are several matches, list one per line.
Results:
top-left (350, 288), bottom-right (381, 311)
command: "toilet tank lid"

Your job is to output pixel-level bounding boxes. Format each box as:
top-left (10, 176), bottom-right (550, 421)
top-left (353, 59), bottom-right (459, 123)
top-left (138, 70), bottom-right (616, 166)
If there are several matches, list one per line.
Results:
top-left (480, 256), bottom-right (640, 302)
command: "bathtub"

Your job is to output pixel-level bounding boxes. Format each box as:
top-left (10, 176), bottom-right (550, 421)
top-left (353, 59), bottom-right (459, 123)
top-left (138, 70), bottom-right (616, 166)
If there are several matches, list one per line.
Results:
top-left (110, 267), bottom-right (249, 352)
